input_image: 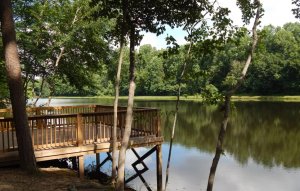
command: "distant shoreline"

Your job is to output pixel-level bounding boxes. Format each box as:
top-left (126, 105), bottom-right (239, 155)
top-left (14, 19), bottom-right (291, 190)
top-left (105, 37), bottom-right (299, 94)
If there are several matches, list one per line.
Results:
top-left (37, 95), bottom-right (300, 102)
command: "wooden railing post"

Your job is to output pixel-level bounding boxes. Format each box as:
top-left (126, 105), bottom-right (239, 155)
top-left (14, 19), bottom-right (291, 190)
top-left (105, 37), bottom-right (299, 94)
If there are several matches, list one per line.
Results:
top-left (77, 114), bottom-right (83, 146)
top-left (156, 110), bottom-right (161, 137)
top-left (36, 110), bottom-right (43, 130)
top-left (95, 113), bottom-right (100, 143)
top-left (94, 105), bottom-right (102, 113)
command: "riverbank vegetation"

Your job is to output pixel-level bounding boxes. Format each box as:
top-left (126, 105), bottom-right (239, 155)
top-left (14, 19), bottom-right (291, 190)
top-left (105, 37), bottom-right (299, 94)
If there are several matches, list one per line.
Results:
top-left (46, 95), bottom-right (300, 102)
top-left (2, 21), bottom-right (300, 106)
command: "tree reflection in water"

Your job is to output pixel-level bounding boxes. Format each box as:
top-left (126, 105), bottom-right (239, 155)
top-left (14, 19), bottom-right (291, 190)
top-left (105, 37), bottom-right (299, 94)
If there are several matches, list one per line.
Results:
top-left (48, 99), bottom-right (300, 190)
top-left (139, 101), bottom-right (300, 168)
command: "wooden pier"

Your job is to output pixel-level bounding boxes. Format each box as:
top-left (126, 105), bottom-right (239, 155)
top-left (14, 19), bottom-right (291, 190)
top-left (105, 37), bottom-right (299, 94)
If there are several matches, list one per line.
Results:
top-left (0, 105), bottom-right (163, 191)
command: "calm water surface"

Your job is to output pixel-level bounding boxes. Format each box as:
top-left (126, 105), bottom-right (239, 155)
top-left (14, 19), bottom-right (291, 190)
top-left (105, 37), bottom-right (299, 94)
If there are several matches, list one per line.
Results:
top-left (42, 98), bottom-right (300, 191)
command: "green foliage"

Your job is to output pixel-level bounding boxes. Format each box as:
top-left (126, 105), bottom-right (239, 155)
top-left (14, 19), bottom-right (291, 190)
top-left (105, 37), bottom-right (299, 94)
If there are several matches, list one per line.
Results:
top-left (0, 61), bottom-right (9, 108)
top-left (0, 37), bottom-right (9, 108)
top-left (13, 0), bottom-right (113, 98)
top-left (245, 23), bottom-right (300, 94)
top-left (1, 1), bottom-right (299, 98)
top-left (135, 45), bottom-right (165, 95)
top-left (292, 0), bottom-right (300, 19)
top-left (201, 84), bottom-right (222, 104)
top-left (237, 0), bottom-right (263, 24)
top-left (63, 21), bottom-right (300, 97)
top-left (222, 61), bottom-right (245, 88)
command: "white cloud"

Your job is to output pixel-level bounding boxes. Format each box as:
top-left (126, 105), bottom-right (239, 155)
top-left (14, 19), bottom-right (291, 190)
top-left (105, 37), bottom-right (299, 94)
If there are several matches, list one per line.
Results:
top-left (140, 27), bottom-right (188, 50)
top-left (141, 1), bottom-right (299, 49)
top-left (140, 33), bottom-right (159, 48)
top-left (219, 0), bottom-right (298, 27)
top-left (261, 0), bottom-right (298, 26)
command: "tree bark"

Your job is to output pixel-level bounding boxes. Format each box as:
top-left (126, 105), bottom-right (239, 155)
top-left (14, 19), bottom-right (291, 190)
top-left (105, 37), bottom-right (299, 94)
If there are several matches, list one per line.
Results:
top-left (0, 0), bottom-right (37, 172)
top-left (164, 41), bottom-right (193, 191)
top-left (206, 1), bottom-right (261, 190)
top-left (207, 95), bottom-right (230, 191)
top-left (112, 34), bottom-right (125, 184)
top-left (116, 24), bottom-right (136, 191)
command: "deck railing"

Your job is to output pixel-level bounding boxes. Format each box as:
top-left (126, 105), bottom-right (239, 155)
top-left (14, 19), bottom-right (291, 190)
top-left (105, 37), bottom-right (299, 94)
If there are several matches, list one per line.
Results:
top-left (0, 105), bottom-right (160, 152)
top-left (0, 105), bottom-right (130, 118)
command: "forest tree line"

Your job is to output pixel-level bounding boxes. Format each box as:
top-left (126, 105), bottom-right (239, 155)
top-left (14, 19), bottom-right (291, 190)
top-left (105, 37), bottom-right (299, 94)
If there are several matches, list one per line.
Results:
top-left (0, 1), bottom-right (299, 106)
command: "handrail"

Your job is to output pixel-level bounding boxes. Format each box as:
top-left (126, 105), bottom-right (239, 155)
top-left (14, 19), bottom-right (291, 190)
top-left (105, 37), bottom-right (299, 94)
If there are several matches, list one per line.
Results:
top-left (0, 108), bottom-right (158, 120)
top-left (0, 105), bottom-right (97, 113)
top-left (0, 105), bottom-right (161, 153)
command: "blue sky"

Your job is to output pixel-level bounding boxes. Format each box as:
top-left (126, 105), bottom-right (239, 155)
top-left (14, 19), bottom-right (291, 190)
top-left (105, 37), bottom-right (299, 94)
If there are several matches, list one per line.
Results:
top-left (140, 0), bottom-right (299, 49)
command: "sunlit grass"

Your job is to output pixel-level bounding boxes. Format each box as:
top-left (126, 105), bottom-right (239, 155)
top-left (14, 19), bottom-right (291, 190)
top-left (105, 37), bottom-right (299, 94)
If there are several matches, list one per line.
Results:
top-left (231, 95), bottom-right (300, 102)
top-left (53, 95), bottom-right (300, 102)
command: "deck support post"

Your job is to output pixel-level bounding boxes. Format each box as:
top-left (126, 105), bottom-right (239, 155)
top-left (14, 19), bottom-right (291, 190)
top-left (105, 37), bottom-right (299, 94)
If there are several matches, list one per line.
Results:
top-left (78, 155), bottom-right (84, 179)
top-left (156, 110), bottom-right (163, 191)
top-left (96, 153), bottom-right (100, 167)
top-left (71, 157), bottom-right (78, 170)
top-left (156, 144), bottom-right (163, 191)
top-left (96, 153), bottom-right (101, 173)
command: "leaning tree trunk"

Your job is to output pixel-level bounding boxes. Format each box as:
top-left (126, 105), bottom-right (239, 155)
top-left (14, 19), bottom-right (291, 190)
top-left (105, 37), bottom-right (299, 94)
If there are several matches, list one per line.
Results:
top-left (33, 75), bottom-right (45, 107)
top-left (206, 95), bottom-right (230, 191)
top-left (0, 0), bottom-right (37, 172)
top-left (112, 34), bottom-right (125, 184)
top-left (164, 40), bottom-right (193, 191)
top-left (116, 24), bottom-right (136, 191)
top-left (206, 1), bottom-right (261, 191)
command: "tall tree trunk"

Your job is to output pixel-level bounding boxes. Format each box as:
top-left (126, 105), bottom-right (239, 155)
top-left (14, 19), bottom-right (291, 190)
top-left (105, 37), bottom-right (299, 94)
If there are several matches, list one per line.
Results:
top-left (206, 1), bottom-right (261, 190)
top-left (0, 0), bottom-right (37, 172)
top-left (164, 41), bottom-right (193, 191)
top-left (112, 34), bottom-right (125, 184)
top-left (116, 24), bottom-right (136, 191)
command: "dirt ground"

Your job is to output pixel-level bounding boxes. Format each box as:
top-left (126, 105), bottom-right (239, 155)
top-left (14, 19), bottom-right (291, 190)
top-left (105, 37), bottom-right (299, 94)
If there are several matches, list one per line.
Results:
top-left (0, 167), bottom-right (113, 191)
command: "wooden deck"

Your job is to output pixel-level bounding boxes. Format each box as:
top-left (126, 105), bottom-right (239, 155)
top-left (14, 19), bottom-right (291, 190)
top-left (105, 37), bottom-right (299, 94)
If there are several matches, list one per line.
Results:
top-left (0, 105), bottom-right (163, 165)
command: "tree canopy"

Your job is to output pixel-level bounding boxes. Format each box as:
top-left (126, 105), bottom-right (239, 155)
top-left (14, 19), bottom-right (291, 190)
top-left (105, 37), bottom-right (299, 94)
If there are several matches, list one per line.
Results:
top-left (0, 1), bottom-right (300, 109)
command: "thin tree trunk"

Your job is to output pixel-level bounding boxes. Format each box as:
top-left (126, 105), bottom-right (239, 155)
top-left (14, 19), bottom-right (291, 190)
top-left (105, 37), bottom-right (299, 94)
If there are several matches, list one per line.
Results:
top-left (112, 35), bottom-right (125, 184)
top-left (54, 7), bottom-right (80, 67)
top-left (116, 24), bottom-right (136, 191)
top-left (33, 75), bottom-right (45, 107)
top-left (206, 1), bottom-right (261, 190)
top-left (43, 7), bottom-right (80, 106)
top-left (23, 72), bottom-right (29, 102)
top-left (164, 41), bottom-right (193, 191)
top-left (45, 81), bottom-right (55, 107)
top-left (0, 0), bottom-right (37, 172)
top-left (206, 95), bottom-right (230, 191)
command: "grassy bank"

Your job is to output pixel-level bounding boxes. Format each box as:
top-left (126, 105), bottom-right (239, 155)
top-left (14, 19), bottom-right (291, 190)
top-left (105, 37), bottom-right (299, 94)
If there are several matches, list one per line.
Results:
top-left (53, 95), bottom-right (300, 102)
top-left (231, 95), bottom-right (300, 102)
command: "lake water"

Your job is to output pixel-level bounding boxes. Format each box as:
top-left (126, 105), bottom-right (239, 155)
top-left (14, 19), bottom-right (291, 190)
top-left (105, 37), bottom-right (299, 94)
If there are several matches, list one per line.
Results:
top-left (40, 98), bottom-right (300, 191)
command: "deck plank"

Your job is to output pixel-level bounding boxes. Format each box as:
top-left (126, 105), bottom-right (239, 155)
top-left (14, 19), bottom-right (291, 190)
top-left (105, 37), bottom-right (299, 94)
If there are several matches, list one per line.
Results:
top-left (0, 136), bottom-right (163, 166)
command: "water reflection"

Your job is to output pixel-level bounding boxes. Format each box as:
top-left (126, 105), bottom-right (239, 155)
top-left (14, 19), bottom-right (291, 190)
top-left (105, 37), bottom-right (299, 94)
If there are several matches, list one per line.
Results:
top-left (151, 101), bottom-right (300, 169)
top-left (134, 101), bottom-right (300, 167)
top-left (46, 99), bottom-right (300, 190)
top-left (135, 101), bottom-right (300, 190)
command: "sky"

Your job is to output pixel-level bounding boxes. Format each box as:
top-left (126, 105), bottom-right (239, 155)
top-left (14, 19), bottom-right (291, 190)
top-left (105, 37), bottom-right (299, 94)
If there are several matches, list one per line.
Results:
top-left (140, 0), bottom-right (299, 49)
